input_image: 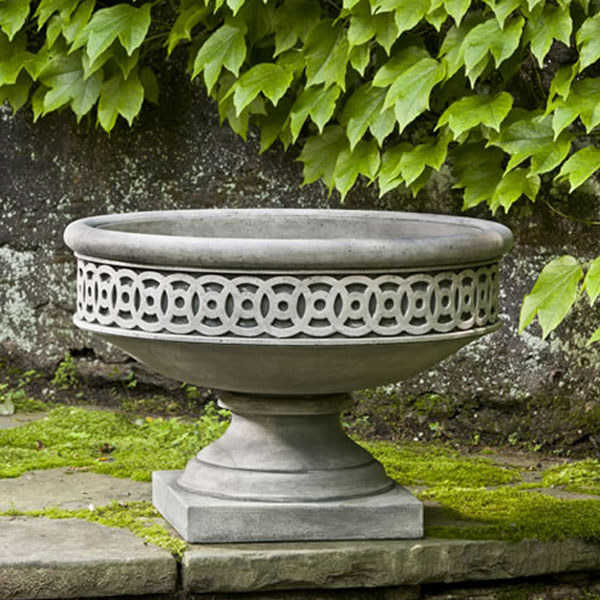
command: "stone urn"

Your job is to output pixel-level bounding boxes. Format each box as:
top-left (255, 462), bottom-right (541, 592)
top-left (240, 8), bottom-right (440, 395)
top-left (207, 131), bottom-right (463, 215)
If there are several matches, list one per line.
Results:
top-left (64, 209), bottom-right (512, 543)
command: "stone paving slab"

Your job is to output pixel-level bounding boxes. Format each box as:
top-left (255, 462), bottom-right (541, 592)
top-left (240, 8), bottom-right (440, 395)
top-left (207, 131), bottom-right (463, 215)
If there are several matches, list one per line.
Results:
top-left (0, 468), bottom-right (152, 512)
top-left (182, 537), bottom-right (600, 594)
top-left (0, 516), bottom-right (177, 599)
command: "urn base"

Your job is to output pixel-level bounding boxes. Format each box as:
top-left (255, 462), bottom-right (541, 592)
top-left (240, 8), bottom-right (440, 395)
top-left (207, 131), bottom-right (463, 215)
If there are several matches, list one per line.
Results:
top-left (153, 470), bottom-right (423, 543)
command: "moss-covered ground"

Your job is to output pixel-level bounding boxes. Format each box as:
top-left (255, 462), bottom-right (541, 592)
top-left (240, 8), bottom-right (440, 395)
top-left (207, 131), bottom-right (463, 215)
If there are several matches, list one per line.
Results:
top-left (4, 396), bottom-right (600, 557)
top-left (4, 359), bottom-right (600, 563)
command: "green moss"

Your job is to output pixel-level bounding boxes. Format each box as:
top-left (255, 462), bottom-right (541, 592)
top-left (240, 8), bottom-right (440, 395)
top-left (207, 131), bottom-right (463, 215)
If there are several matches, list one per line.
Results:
top-left (423, 486), bottom-right (600, 542)
top-left (0, 402), bottom-right (230, 480)
top-left (1, 501), bottom-right (187, 556)
top-left (542, 459), bottom-right (600, 495)
top-left (360, 440), bottom-right (522, 487)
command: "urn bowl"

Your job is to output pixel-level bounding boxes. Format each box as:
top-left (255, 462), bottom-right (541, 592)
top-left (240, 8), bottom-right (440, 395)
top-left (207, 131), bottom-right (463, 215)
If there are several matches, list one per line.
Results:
top-left (64, 209), bottom-right (512, 395)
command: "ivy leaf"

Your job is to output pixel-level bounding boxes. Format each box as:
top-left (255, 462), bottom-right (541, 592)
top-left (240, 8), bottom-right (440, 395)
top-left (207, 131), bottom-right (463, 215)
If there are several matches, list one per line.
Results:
top-left (97, 71), bottom-right (144, 132)
top-left (555, 146), bottom-right (600, 192)
top-left (140, 66), bottom-right (159, 104)
top-left (216, 73), bottom-right (265, 141)
top-left (228, 63), bottom-right (292, 116)
top-left (349, 43), bottom-right (370, 75)
top-left (552, 79), bottom-right (600, 137)
top-left (373, 44), bottom-right (430, 87)
top-left (531, 131), bottom-right (572, 176)
top-left (584, 257), bottom-right (600, 305)
top-left (452, 142), bottom-right (504, 210)
top-left (439, 20), bottom-right (470, 78)
top-left (463, 16), bottom-right (524, 83)
top-left (166, 2), bottom-right (210, 55)
top-left (373, 0), bottom-right (430, 36)
top-left (576, 13), bottom-right (600, 72)
top-left (383, 57), bottom-right (445, 132)
top-left (378, 143), bottom-right (410, 195)
top-left (396, 136), bottom-right (448, 185)
top-left (348, 11), bottom-right (398, 54)
top-left (548, 63), bottom-right (577, 102)
top-left (525, 4), bottom-right (572, 66)
top-left (519, 256), bottom-right (584, 338)
top-left (83, 44), bottom-right (139, 80)
top-left (0, 0), bottom-right (30, 40)
top-left (227, 0), bottom-right (248, 16)
top-left (589, 326), bottom-right (600, 345)
top-left (81, 4), bottom-right (151, 65)
top-left (258, 97), bottom-right (293, 153)
top-left (485, 0), bottom-right (520, 29)
top-left (444, 0), bottom-right (470, 26)
top-left (490, 168), bottom-right (540, 213)
top-left (304, 19), bottom-right (349, 90)
top-left (342, 84), bottom-right (389, 149)
top-left (370, 107), bottom-right (396, 147)
top-left (62, 0), bottom-right (95, 45)
top-left (426, 6), bottom-right (447, 31)
top-left (491, 115), bottom-right (562, 172)
top-left (290, 84), bottom-right (341, 141)
top-left (299, 125), bottom-right (348, 190)
top-left (437, 91), bottom-right (512, 138)
top-left (333, 138), bottom-right (380, 200)
top-left (0, 31), bottom-right (33, 86)
top-left (35, 0), bottom-right (78, 29)
top-left (38, 50), bottom-right (102, 118)
top-left (192, 22), bottom-right (247, 94)
top-left (0, 69), bottom-right (31, 112)
top-left (273, 0), bottom-right (320, 57)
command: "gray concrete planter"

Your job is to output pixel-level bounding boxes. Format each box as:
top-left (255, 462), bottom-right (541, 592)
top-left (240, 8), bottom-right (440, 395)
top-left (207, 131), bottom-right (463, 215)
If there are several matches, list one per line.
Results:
top-left (64, 209), bottom-right (512, 543)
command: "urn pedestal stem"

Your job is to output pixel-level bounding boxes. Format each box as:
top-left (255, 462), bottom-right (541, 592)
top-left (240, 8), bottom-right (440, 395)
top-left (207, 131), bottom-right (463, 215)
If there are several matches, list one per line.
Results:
top-left (153, 392), bottom-right (423, 543)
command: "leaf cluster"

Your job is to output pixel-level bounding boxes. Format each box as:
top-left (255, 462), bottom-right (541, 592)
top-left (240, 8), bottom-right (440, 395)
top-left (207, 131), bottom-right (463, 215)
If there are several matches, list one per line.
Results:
top-left (1, 0), bottom-right (599, 200)
top-left (2, 0), bottom-right (600, 337)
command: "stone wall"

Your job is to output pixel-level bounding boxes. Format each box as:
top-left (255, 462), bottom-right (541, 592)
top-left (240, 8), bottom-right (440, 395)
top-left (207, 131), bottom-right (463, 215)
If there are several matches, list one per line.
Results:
top-left (1, 70), bottom-right (599, 409)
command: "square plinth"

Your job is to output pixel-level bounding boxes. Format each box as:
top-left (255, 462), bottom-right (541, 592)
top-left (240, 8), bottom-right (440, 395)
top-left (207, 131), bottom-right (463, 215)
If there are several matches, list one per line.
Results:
top-left (153, 470), bottom-right (423, 543)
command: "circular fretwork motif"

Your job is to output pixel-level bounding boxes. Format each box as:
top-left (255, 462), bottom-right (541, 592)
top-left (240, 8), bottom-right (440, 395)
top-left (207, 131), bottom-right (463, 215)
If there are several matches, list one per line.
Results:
top-left (76, 260), bottom-right (499, 338)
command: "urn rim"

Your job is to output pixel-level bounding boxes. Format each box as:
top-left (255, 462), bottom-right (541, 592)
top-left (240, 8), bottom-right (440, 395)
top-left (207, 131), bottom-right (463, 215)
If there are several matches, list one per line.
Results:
top-left (64, 209), bottom-right (513, 270)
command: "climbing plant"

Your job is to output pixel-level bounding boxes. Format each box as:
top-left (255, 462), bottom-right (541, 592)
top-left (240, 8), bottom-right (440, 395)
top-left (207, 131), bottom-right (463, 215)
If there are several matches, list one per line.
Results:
top-left (1, 0), bottom-right (600, 338)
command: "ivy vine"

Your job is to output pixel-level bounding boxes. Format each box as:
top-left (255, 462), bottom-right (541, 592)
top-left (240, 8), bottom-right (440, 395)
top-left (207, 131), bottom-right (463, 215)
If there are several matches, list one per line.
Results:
top-left (1, 0), bottom-right (600, 339)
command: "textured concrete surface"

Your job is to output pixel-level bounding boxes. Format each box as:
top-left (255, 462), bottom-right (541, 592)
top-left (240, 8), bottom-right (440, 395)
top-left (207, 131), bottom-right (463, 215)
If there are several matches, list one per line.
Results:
top-left (154, 470), bottom-right (422, 543)
top-left (0, 516), bottom-right (177, 599)
top-left (182, 537), bottom-right (600, 593)
top-left (0, 468), bottom-right (152, 512)
top-left (2, 466), bottom-right (600, 598)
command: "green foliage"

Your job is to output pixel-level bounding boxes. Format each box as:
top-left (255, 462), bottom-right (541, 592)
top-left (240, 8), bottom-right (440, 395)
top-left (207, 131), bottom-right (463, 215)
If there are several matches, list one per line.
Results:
top-left (0, 402), bottom-right (230, 480)
top-left (518, 255), bottom-right (600, 339)
top-left (1, 0), bottom-right (599, 200)
top-left (0, 384), bottom-right (47, 415)
top-left (2, 0), bottom-right (600, 337)
top-left (51, 352), bottom-right (78, 389)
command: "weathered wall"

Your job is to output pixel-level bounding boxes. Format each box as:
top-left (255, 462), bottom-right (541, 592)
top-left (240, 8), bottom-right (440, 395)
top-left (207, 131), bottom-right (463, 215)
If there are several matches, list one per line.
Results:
top-left (1, 70), bottom-right (599, 409)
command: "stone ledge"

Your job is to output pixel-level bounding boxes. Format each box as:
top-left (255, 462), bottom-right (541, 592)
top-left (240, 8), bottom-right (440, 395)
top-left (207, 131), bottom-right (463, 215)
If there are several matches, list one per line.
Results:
top-left (0, 517), bottom-right (177, 600)
top-left (182, 537), bottom-right (600, 594)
